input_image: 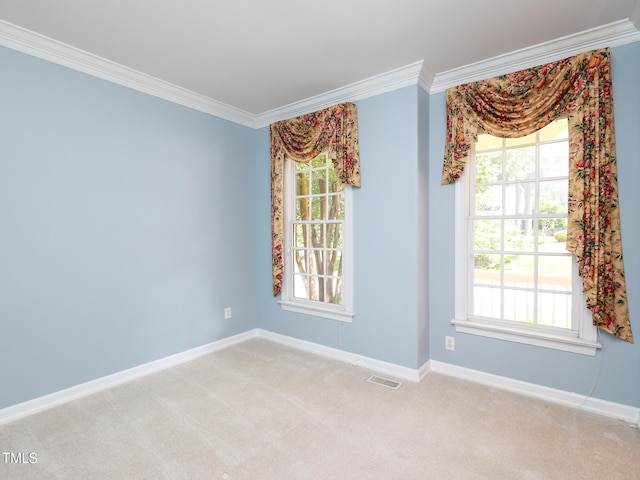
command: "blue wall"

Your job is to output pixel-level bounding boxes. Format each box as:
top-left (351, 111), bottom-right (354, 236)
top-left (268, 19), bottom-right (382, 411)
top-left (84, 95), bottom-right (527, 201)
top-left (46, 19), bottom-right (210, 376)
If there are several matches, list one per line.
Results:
top-left (427, 43), bottom-right (640, 407)
top-left (256, 86), bottom-right (425, 369)
top-left (0, 46), bottom-right (257, 408)
top-left (2, 40), bottom-right (638, 411)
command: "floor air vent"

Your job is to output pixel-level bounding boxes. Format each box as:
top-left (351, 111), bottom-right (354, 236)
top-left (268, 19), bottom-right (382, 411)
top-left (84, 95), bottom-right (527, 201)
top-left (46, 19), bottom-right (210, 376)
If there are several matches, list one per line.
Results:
top-left (366, 375), bottom-right (402, 390)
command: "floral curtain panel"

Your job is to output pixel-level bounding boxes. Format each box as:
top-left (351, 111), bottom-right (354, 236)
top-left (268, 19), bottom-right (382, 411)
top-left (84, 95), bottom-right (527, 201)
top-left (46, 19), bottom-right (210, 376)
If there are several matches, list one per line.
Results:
top-left (270, 103), bottom-right (360, 296)
top-left (441, 48), bottom-right (633, 343)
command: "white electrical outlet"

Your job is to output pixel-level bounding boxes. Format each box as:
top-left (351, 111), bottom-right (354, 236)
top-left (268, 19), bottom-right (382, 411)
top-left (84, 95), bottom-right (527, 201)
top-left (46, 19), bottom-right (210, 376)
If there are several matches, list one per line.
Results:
top-left (224, 307), bottom-right (232, 319)
top-left (445, 336), bottom-right (455, 351)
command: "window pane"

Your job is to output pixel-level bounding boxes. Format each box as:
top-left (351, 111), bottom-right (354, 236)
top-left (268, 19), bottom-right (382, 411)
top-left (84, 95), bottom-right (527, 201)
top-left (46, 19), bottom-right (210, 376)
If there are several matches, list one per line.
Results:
top-left (473, 261), bottom-right (501, 284)
top-left (504, 257), bottom-right (534, 289)
top-left (539, 118), bottom-right (568, 141)
top-left (311, 154), bottom-right (327, 168)
top-left (310, 223), bottom-right (324, 248)
top-left (326, 293), bottom-right (341, 304)
top-left (296, 171), bottom-right (309, 195)
top-left (503, 289), bottom-right (534, 323)
top-left (327, 194), bottom-right (344, 220)
top-left (504, 222), bottom-right (534, 252)
top-left (293, 249), bottom-right (307, 273)
top-left (504, 182), bottom-right (535, 215)
top-left (311, 169), bottom-right (326, 195)
top-left (475, 151), bottom-right (502, 184)
top-left (506, 147), bottom-right (535, 180)
top-left (538, 255), bottom-right (571, 292)
top-left (296, 197), bottom-right (309, 220)
top-left (309, 249), bottom-right (325, 275)
top-left (329, 179), bottom-right (344, 193)
top-left (540, 143), bottom-right (568, 178)
top-left (539, 180), bottom-right (567, 213)
top-left (538, 292), bottom-right (571, 328)
top-left (294, 224), bottom-right (307, 248)
top-left (293, 274), bottom-right (309, 299)
top-left (306, 250), bottom-right (322, 276)
top-left (308, 276), bottom-right (321, 301)
top-left (539, 217), bottom-right (567, 236)
top-left (324, 277), bottom-right (342, 305)
top-left (326, 223), bottom-right (342, 249)
top-left (474, 220), bottom-right (501, 252)
top-left (505, 132), bottom-right (537, 147)
top-left (310, 197), bottom-right (326, 220)
top-left (476, 134), bottom-right (503, 151)
top-left (326, 250), bottom-right (342, 277)
top-left (475, 185), bottom-right (502, 215)
top-left (473, 285), bottom-right (501, 318)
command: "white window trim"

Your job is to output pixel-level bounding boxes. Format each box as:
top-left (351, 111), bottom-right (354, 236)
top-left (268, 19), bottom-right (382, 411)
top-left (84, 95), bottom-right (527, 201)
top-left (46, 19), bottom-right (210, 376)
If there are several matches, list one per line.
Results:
top-left (451, 152), bottom-right (601, 356)
top-left (278, 156), bottom-right (355, 323)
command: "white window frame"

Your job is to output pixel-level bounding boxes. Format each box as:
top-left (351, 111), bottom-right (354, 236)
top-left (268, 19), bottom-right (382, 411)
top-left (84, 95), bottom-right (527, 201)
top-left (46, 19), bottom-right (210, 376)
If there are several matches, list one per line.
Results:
top-left (278, 154), bottom-right (355, 322)
top-left (451, 131), bottom-right (601, 356)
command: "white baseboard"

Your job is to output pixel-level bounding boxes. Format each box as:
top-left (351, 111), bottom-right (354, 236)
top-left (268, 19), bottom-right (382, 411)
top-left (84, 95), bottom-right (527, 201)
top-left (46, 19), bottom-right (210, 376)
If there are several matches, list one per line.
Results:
top-left (0, 330), bottom-right (257, 426)
top-left (255, 329), bottom-right (424, 383)
top-left (251, 334), bottom-right (638, 425)
top-left (3, 329), bottom-right (638, 429)
top-left (429, 360), bottom-right (640, 427)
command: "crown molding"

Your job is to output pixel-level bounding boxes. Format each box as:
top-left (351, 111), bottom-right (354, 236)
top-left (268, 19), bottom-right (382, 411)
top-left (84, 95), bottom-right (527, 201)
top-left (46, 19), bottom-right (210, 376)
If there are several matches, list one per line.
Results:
top-left (418, 63), bottom-right (435, 94)
top-left (0, 16), bottom-right (422, 129)
top-left (429, 19), bottom-right (640, 94)
top-left (254, 61), bottom-right (424, 128)
top-left (632, 0), bottom-right (640, 30)
top-left (2, 16), bottom-right (639, 128)
top-left (0, 19), bottom-right (256, 128)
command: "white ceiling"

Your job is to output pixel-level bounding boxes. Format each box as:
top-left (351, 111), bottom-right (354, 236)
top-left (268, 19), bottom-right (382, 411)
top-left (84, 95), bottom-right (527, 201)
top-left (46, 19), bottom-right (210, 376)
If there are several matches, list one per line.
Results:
top-left (1, 0), bottom-right (639, 120)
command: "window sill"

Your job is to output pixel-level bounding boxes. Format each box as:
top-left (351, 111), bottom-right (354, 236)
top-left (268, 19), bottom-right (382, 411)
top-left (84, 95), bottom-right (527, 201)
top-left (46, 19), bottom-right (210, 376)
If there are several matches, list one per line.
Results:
top-left (451, 318), bottom-right (601, 356)
top-left (279, 300), bottom-right (354, 323)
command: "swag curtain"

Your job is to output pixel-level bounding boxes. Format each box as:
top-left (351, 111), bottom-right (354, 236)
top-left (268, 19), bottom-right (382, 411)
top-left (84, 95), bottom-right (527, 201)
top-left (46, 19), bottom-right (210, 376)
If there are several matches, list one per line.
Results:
top-left (270, 103), bottom-right (361, 296)
top-left (441, 48), bottom-right (633, 343)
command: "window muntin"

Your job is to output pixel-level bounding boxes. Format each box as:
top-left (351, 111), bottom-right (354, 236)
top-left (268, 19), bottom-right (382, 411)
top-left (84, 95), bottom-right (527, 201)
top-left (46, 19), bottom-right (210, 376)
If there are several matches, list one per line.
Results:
top-left (281, 152), bottom-right (354, 321)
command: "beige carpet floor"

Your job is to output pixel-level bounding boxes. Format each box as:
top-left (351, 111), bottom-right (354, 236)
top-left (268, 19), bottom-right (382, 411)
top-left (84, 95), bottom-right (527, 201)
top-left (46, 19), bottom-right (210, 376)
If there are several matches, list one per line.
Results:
top-left (1, 338), bottom-right (639, 479)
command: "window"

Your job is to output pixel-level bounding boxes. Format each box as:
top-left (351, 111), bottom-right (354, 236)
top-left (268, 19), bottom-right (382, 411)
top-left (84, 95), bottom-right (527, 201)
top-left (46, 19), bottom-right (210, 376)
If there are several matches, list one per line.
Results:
top-left (452, 119), bottom-right (601, 355)
top-left (279, 151), bottom-right (354, 322)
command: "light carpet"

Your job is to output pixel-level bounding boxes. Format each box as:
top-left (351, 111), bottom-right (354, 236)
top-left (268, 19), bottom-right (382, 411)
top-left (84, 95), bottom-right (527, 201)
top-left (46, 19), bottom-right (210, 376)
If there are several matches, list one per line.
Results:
top-left (1, 338), bottom-right (639, 479)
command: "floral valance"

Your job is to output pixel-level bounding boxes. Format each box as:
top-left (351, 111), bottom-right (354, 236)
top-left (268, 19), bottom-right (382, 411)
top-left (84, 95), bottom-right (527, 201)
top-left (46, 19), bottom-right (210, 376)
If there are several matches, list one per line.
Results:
top-left (442, 48), bottom-right (632, 343)
top-left (270, 103), bottom-right (360, 296)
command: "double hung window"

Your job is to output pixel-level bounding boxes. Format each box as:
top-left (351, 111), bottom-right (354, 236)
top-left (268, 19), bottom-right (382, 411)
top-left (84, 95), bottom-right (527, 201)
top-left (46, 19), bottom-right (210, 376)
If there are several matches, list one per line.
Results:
top-left (452, 119), bottom-right (600, 355)
top-left (279, 152), bottom-right (354, 322)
